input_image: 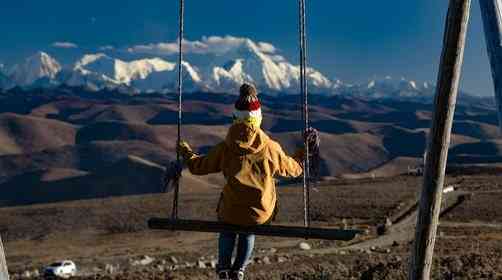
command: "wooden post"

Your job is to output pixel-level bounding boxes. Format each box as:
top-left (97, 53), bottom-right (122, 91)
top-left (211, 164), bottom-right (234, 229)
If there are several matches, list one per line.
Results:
top-left (0, 235), bottom-right (8, 280)
top-left (409, 0), bottom-right (471, 279)
top-left (479, 0), bottom-right (502, 132)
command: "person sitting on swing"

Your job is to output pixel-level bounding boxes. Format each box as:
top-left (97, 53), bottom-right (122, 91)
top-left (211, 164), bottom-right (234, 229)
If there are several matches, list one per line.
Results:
top-left (177, 83), bottom-right (314, 280)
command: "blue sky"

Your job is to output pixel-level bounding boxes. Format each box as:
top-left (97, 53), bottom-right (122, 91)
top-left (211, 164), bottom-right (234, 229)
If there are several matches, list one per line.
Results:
top-left (0, 0), bottom-right (495, 96)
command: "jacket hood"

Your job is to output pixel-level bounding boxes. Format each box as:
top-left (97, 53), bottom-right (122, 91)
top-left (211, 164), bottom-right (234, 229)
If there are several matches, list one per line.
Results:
top-left (225, 123), bottom-right (269, 155)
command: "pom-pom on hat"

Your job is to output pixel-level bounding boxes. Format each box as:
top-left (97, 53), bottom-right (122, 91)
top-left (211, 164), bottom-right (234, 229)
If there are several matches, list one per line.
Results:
top-left (233, 83), bottom-right (262, 127)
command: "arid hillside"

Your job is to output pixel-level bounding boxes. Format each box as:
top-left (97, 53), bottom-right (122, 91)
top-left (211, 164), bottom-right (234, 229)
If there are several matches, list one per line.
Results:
top-left (0, 89), bottom-right (500, 206)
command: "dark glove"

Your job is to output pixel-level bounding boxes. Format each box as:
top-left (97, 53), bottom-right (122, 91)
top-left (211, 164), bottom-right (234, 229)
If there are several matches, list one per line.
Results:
top-left (304, 127), bottom-right (320, 153)
top-left (303, 127), bottom-right (321, 180)
top-left (294, 127), bottom-right (320, 163)
top-left (162, 161), bottom-right (183, 193)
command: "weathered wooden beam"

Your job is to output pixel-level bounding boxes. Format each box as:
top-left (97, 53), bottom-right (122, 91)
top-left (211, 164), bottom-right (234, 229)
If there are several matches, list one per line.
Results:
top-left (0, 235), bottom-right (9, 280)
top-left (479, 0), bottom-right (502, 132)
top-left (408, 0), bottom-right (472, 279)
top-left (148, 218), bottom-right (363, 241)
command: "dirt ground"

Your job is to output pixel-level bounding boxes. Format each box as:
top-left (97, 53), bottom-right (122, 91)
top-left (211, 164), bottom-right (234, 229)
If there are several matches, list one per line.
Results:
top-left (2, 174), bottom-right (502, 279)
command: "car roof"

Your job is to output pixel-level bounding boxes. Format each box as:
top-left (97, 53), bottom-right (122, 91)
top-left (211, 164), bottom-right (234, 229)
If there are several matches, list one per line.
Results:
top-left (53, 260), bottom-right (74, 264)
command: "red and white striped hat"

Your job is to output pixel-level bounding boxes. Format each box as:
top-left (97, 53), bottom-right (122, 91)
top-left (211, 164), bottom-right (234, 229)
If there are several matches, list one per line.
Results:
top-left (233, 84), bottom-right (262, 127)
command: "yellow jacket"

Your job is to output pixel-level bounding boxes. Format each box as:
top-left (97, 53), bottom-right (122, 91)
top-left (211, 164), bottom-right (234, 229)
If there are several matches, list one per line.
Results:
top-left (181, 123), bottom-right (303, 226)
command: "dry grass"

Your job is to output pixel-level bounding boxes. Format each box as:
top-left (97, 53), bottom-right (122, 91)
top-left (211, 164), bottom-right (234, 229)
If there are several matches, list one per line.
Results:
top-left (1, 174), bottom-right (502, 279)
top-left (0, 175), bottom-right (422, 271)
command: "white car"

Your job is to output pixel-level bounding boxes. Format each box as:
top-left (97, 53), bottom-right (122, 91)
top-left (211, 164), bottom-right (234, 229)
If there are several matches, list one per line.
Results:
top-left (43, 260), bottom-right (77, 279)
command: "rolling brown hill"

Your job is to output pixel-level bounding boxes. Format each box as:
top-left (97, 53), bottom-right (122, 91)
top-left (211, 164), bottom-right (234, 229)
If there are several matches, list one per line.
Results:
top-left (451, 139), bottom-right (502, 155)
top-left (449, 139), bottom-right (502, 164)
top-left (31, 100), bottom-right (169, 125)
top-left (0, 113), bottom-right (76, 156)
top-left (0, 90), bottom-right (498, 206)
top-left (0, 140), bottom-right (172, 182)
top-left (0, 155), bottom-right (167, 207)
top-left (0, 154), bottom-right (227, 207)
top-left (76, 121), bottom-right (171, 148)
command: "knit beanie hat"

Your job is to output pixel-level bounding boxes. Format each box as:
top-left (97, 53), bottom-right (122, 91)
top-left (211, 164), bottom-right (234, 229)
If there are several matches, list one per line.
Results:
top-left (233, 83), bottom-right (262, 128)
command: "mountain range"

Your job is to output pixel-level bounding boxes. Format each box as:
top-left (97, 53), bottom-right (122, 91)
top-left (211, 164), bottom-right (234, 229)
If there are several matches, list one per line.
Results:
top-left (0, 41), bottom-right (436, 99)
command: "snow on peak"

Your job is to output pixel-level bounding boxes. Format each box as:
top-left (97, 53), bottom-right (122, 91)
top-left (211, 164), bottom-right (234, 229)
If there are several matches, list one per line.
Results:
top-left (193, 37), bottom-right (332, 94)
top-left (354, 76), bottom-right (434, 99)
top-left (75, 53), bottom-right (109, 68)
top-left (409, 80), bottom-right (418, 90)
top-left (131, 60), bottom-right (202, 93)
top-left (117, 58), bottom-right (175, 83)
top-left (181, 61), bottom-right (201, 82)
top-left (9, 51), bottom-right (61, 86)
top-left (72, 54), bottom-right (175, 85)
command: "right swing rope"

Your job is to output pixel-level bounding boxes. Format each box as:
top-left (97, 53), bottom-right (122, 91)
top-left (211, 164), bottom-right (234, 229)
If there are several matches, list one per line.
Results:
top-left (299, 0), bottom-right (311, 229)
top-left (171, 0), bottom-right (185, 221)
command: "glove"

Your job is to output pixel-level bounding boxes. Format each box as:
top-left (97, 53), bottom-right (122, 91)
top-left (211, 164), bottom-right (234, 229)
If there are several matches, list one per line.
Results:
top-left (162, 161), bottom-right (183, 193)
top-left (294, 128), bottom-right (320, 164)
top-left (304, 127), bottom-right (320, 153)
top-left (177, 140), bottom-right (195, 161)
top-left (303, 127), bottom-right (321, 180)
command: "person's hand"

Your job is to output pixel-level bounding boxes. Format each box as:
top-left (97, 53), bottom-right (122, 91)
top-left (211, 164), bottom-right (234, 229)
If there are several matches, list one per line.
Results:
top-left (162, 161), bottom-right (183, 192)
top-left (177, 140), bottom-right (193, 160)
top-left (293, 147), bottom-right (305, 165)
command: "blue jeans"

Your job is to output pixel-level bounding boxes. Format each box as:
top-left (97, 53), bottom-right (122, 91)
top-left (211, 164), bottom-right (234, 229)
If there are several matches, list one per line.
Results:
top-left (217, 232), bottom-right (255, 272)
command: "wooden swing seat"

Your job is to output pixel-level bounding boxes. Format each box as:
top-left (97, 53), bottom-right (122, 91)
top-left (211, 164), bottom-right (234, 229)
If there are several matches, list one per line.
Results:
top-left (148, 218), bottom-right (364, 241)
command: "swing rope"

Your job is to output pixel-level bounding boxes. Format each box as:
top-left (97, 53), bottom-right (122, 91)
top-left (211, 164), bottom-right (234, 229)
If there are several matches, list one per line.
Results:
top-left (299, 0), bottom-right (311, 229)
top-left (171, 0), bottom-right (185, 221)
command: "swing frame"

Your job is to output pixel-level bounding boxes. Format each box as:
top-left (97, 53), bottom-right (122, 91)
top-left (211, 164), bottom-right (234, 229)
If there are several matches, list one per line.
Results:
top-left (148, 0), bottom-right (364, 241)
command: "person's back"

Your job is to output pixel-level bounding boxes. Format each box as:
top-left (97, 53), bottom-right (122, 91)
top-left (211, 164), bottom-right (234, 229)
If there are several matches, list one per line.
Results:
top-left (178, 83), bottom-right (305, 280)
top-left (184, 120), bottom-right (303, 225)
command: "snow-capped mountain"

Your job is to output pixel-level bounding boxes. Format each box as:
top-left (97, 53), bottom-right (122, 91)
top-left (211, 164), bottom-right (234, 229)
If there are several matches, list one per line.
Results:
top-left (53, 40), bottom-right (335, 94)
top-left (73, 54), bottom-right (175, 84)
top-left (196, 39), bottom-right (333, 94)
top-left (60, 54), bottom-right (176, 90)
top-left (347, 76), bottom-right (435, 99)
top-left (9, 52), bottom-right (61, 86)
top-left (132, 61), bottom-right (202, 93)
top-left (0, 37), bottom-right (438, 101)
